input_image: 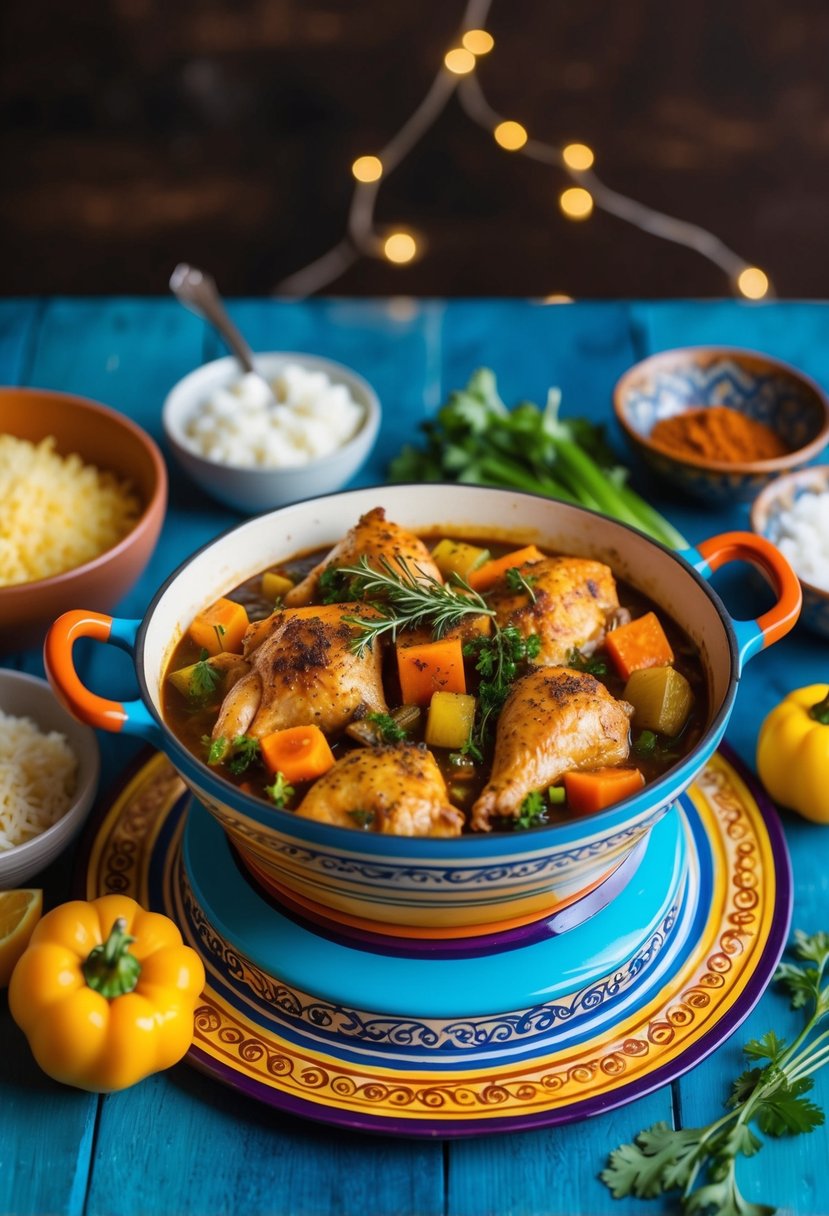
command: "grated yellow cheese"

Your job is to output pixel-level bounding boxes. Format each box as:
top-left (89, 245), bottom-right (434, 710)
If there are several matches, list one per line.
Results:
top-left (0, 709), bottom-right (77, 850)
top-left (0, 434), bottom-right (141, 586)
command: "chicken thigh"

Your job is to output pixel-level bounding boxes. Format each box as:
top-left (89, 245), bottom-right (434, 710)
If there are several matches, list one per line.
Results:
top-left (488, 556), bottom-right (620, 666)
top-left (296, 743), bottom-right (464, 837)
top-left (471, 666), bottom-right (633, 830)
top-left (210, 604), bottom-right (387, 741)
top-left (284, 506), bottom-right (443, 606)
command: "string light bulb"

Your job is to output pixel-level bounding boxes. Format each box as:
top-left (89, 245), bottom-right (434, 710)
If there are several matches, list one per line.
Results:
top-left (562, 143), bottom-right (595, 171)
top-left (559, 187), bottom-right (594, 220)
top-left (494, 121), bottom-right (528, 151)
top-left (444, 47), bottom-right (476, 75)
top-left (462, 29), bottom-right (494, 55)
top-left (352, 155), bottom-right (383, 183)
top-left (736, 267), bottom-right (769, 300)
top-left (383, 231), bottom-right (418, 264)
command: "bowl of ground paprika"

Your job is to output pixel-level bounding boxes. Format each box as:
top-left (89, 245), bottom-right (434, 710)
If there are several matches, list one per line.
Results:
top-left (613, 346), bottom-right (829, 504)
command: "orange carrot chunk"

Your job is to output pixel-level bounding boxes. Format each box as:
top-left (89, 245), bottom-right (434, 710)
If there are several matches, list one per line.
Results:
top-left (466, 545), bottom-right (545, 592)
top-left (188, 597), bottom-right (250, 656)
top-left (396, 637), bottom-right (467, 706)
top-left (563, 767), bottom-right (645, 815)
top-left (604, 611), bottom-right (674, 680)
top-left (259, 725), bottom-right (336, 783)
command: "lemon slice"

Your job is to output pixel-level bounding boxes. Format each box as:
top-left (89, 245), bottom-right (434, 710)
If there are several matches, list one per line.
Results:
top-left (0, 889), bottom-right (43, 989)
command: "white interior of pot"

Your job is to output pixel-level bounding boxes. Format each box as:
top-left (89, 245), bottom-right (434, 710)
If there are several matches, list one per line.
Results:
top-left (140, 485), bottom-right (733, 727)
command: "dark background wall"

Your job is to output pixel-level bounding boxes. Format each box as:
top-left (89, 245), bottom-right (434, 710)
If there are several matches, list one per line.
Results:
top-left (2, 0), bottom-right (828, 297)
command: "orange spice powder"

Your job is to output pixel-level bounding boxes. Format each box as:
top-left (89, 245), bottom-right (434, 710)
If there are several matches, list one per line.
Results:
top-left (649, 405), bottom-right (788, 463)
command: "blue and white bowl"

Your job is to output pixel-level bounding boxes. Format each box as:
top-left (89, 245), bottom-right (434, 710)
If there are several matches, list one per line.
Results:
top-left (44, 484), bottom-right (801, 932)
top-left (614, 347), bottom-right (829, 504)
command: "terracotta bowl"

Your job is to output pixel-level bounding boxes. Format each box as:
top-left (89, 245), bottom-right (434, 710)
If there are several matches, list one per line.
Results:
top-left (0, 388), bottom-right (167, 652)
top-left (614, 347), bottom-right (829, 504)
top-left (751, 465), bottom-right (829, 640)
top-left (45, 485), bottom-right (800, 933)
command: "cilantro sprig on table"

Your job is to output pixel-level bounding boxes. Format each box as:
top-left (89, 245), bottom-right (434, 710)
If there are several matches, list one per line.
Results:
top-left (602, 930), bottom-right (829, 1215)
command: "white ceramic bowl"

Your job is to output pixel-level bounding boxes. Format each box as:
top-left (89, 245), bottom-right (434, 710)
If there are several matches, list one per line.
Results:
top-left (0, 669), bottom-right (100, 887)
top-left (162, 352), bottom-right (381, 514)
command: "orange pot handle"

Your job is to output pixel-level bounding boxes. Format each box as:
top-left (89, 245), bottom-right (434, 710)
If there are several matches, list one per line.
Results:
top-left (44, 610), bottom-right (161, 740)
top-left (692, 531), bottom-right (802, 673)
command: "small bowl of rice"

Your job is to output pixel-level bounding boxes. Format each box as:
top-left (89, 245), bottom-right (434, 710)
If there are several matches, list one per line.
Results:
top-left (0, 669), bottom-right (99, 886)
top-left (751, 465), bottom-right (829, 640)
top-left (162, 352), bottom-right (381, 514)
top-left (0, 387), bottom-right (167, 652)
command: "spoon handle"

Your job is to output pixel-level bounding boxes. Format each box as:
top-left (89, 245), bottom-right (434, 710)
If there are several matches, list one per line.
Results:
top-left (169, 264), bottom-right (256, 374)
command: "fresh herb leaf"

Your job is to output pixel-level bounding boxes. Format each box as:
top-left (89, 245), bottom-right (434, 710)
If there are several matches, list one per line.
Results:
top-left (567, 646), bottom-right (609, 677)
top-left (504, 566), bottom-right (537, 602)
top-left (265, 771), bottom-right (295, 809)
top-left (633, 729), bottom-right (658, 757)
top-left (602, 928), bottom-right (829, 1215)
top-left (213, 623), bottom-right (226, 651)
top-left (318, 567), bottom-right (354, 604)
top-left (227, 735), bottom-right (261, 775)
top-left (203, 734), bottom-right (229, 766)
top-left (514, 790), bottom-right (548, 830)
top-left (463, 626), bottom-right (540, 756)
top-left (365, 711), bottom-right (408, 743)
top-left (189, 649), bottom-right (222, 704)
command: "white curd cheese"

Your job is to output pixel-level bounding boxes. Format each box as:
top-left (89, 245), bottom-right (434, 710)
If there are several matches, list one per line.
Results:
top-left (182, 366), bottom-right (364, 469)
top-left (774, 489), bottom-right (829, 591)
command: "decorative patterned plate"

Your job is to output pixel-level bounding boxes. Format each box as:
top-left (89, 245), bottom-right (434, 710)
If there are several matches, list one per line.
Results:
top-left (78, 746), bottom-right (791, 1137)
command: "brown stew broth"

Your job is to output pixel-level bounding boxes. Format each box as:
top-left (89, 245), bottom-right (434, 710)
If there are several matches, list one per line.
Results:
top-left (162, 538), bottom-right (708, 827)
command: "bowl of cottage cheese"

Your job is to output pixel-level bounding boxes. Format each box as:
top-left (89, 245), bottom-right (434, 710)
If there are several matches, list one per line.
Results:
top-left (162, 352), bottom-right (381, 513)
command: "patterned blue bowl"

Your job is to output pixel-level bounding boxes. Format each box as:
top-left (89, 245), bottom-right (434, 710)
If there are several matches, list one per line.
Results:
top-left (751, 465), bottom-right (829, 640)
top-left (614, 347), bottom-right (829, 504)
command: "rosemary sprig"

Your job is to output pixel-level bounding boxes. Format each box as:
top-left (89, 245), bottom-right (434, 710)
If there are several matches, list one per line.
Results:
top-left (337, 555), bottom-right (495, 656)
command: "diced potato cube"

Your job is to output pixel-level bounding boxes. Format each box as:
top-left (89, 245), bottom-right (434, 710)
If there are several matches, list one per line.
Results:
top-left (425, 691), bottom-right (477, 749)
top-left (624, 666), bottom-right (693, 736)
top-left (261, 571), bottom-right (294, 601)
top-left (431, 539), bottom-right (490, 582)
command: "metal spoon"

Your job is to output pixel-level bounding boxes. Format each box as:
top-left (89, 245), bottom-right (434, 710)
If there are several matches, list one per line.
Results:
top-left (169, 263), bottom-right (274, 398)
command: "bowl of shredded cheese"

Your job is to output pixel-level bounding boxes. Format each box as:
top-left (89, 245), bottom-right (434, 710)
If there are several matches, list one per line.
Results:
top-left (751, 464), bottom-right (829, 639)
top-left (0, 387), bottom-right (167, 651)
top-left (0, 669), bottom-right (99, 885)
top-left (162, 352), bottom-right (381, 513)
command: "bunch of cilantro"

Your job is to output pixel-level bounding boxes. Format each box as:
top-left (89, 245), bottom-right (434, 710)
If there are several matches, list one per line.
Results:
top-left (389, 368), bottom-right (686, 550)
top-left (602, 930), bottom-right (829, 1215)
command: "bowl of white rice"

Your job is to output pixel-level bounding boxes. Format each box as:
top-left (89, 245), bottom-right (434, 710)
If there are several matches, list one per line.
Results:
top-left (162, 352), bottom-right (381, 514)
top-left (751, 465), bottom-right (829, 640)
top-left (0, 669), bottom-right (99, 886)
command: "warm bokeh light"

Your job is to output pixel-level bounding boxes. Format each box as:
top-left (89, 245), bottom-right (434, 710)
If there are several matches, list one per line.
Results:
top-left (737, 267), bottom-right (769, 300)
top-left (559, 187), bottom-right (594, 220)
top-left (383, 232), bottom-right (418, 264)
top-left (351, 155), bottom-right (383, 183)
top-left (542, 294), bottom-right (574, 304)
top-left (494, 120), bottom-right (528, 151)
top-left (562, 142), bottom-right (595, 171)
top-left (444, 47), bottom-right (476, 75)
top-left (462, 29), bottom-right (494, 55)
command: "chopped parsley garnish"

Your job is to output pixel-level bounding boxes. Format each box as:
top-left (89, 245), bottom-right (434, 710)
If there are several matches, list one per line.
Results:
top-left (463, 626), bottom-right (542, 759)
top-left (265, 772), bottom-right (295, 809)
top-left (318, 566), bottom-right (355, 604)
top-left (632, 729), bottom-right (658, 757)
top-left (189, 649), bottom-right (222, 704)
top-left (566, 647), bottom-right (609, 677)
top-left (365, 711), bottom-right (408, 743)
top-left (202, 734), bottom-right (229, 766)
top-left (227, 735), bottom-right (261, 775)
top-left (514, 789), bottom-right (549, 830)
top-left (505, 566), bottom-right (537, 602)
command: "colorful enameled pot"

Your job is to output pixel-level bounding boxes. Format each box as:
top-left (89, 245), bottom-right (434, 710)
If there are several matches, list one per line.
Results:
top-left (45, 484), bottom-right (800, 931)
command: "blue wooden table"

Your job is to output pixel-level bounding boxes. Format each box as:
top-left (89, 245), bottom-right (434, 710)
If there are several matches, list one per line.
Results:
top-left (1, 297), bottom-right (828, 1216)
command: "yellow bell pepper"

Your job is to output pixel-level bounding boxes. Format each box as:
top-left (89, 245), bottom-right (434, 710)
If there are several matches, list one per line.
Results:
top-left (8, 894), bottom-right (205, 1092)
top-left (756, 684), bottom-right (829, 824)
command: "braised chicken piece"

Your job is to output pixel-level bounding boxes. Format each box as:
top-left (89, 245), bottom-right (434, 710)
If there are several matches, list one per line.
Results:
top-left (210, 604), bottom-right (387, 741)
top-left (296, 743), bottom-right (464, 837)
top-left (471, 666), bottom-right (633, 830)
top-left (284, 506), bottom-right (444, 607)
top-left (488, 556), bottom-right (620, 666)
